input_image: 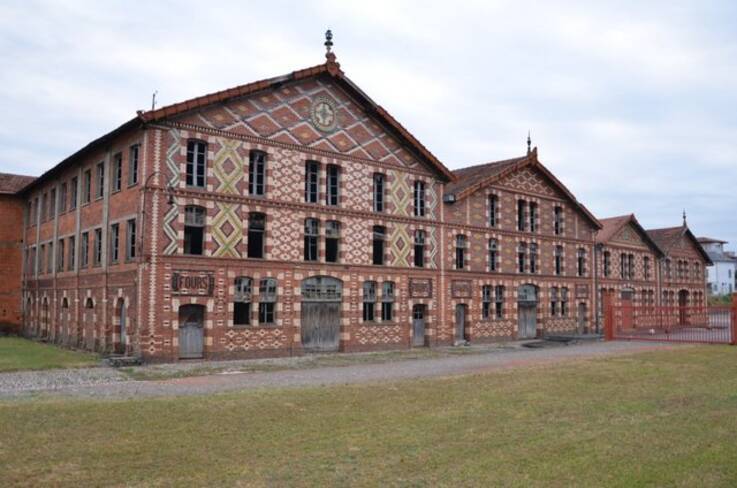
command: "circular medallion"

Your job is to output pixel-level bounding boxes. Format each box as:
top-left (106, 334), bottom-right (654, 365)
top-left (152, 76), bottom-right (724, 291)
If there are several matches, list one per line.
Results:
top-left (310, 97), bottom-right (338, 133)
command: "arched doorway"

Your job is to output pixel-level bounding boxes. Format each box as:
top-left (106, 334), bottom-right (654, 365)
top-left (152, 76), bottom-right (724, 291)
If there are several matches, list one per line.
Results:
top-left (517, 284), bottom-right (538, 339)
top-left (678, 290), bottom-right (689, 325)
top-left (301, 277), bottom-right (342, 352)
top-left (412, 304), bottom-right (427, 347)
top-left (116, 299), bottom-right (127, 354)
top-left (178, 304), bottom-right (205, 359)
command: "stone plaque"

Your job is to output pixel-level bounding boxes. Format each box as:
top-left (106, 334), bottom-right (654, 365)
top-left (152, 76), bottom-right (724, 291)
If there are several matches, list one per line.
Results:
top-left (576, 284), bottom-right (589, 299)
top-left (409, 278), bottom-right (432, 298)
top-left (451, 280), bottom-right (472, 299)
top-left (171, 270), bottom-right (215, 296)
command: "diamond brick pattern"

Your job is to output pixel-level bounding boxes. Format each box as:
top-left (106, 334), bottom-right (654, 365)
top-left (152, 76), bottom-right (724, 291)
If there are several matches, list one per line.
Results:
top-left (211, 203), bottom-right (242, 258)
top-left (497, 167), bottom-right (558, 197)
top-left (355, 324), bottom-right (403, 345)
top-left (222, 327), bottom-right (286, 351)
top-left (212, 139), bottom-right (245, 194)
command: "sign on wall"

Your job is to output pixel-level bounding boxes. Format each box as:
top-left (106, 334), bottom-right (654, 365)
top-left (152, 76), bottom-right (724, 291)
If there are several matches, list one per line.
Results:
top-left (409, 278), bottom-right (433, 298)
top-left (451, 280), bottom-right (472, 299)
top-left (171, 270), bottom-right (215, 296)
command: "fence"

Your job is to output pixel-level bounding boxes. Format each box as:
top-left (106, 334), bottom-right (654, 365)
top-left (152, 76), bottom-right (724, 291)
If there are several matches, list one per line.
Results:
top-left (604, 294), bottom-right (737, 345)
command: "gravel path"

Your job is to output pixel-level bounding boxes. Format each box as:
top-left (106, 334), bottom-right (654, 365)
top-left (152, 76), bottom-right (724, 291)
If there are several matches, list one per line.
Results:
top-left (0, 340), bottom-right (682, 400)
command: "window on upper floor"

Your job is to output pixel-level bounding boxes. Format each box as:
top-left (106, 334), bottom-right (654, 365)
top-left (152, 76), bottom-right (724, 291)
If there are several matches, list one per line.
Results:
top-left (373, 226), bottom-right (385, 265)
top-left (59, 183), bottom-right (67, 213)
top-left (80, 232), bottom-right (89, 268)
top-left (247, 212), bottom-right (265, 259)
top-left (126, 219), bottom-right (137, 260)
top-left (530, 243), bottom-right (538, 274)
top-left (70, 177), bottom-right (78, 209)
top-left (554, 245), bottom-right (563, 275)
top-left (518, 242), bottom-right (527, 273)
top-left (304, 218), bottom-right (319, 262)
top-left (577, 248), bottom-right (586, 277)
top-left (128, 144), bottom-right (140, 186)
top-left (233, 277), bottom-right (252, 326)
top-left (517, 200), bottom-right (527, 231)
top-left (414, 230), bottom-right (425, 268)
top-left (184, 206), bottom-right (206, 255)
top-left (373, 173), bottom-right (385, 213)
top-left (83, 170), bottom-right (92, 204)
top-left (112, 153), bottom-right (122, 192)
top-left (93, 228), bottom-right (102, 266)
top-left (41, 192), bottom-right (48, 222)
top-left (249, 150), bottom-right (266, 196)
top-left (49, 188), bottom-right (56, 220)
top-left (455, 235), bottom-right (467, 270)
top-left (96, 162), bottom-right (105, 199)
top-left (57, 239), bottom-right (65, 272)
top-left (488, 239), bottom-right (498, 272)
top-left (326, 164), bottom-right (340, 206)
top-left (186, 140), bottom-right (207, 188)
top-left (305, 160), bottom-right (320, 203)
top-left (68, 236), bottom-right (75, 271)
top-left (326, 220), bottom-right (340, 263)
top-left (110, 223), bottom-right (119, 264)
top-left (603, 251), bottom-right (611, 277)
top-left (414, 180), bottom-right (426, 217)
top-left (529, 202), bottom-right (538, 233)
top-left (554, 206), bottom-right (563, 236)
top-left (488, 194), bottom-right (498, 228)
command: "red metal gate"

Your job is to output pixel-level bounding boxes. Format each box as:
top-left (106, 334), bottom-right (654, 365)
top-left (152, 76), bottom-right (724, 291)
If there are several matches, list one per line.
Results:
top-left (604, 293), bottom-right (737, 345)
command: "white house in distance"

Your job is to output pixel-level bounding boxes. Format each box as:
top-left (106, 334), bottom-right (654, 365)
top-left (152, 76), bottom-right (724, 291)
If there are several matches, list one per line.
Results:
top-left (698, 237), bottom-right (737, 296)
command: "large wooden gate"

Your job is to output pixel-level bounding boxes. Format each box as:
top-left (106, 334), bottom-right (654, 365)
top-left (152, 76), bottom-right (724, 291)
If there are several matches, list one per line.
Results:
top-left (301, 277), bottom-right (342, 352)
top-left (178, 304), bottom-right (204, 359)
top-left (517, 284), bottom-right (538, 339)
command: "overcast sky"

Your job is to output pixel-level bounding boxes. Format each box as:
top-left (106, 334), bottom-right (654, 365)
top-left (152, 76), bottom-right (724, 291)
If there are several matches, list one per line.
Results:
top-left (1, 1), bottom-right (735, 247)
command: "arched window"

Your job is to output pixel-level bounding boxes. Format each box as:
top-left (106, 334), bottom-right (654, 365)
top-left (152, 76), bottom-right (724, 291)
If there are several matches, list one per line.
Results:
top-left (184, 205), bottom-right (206, 255)
top-left (258, 278), bottom-right (277, 325)
top-left (234, 277), bottom-right (252, 326)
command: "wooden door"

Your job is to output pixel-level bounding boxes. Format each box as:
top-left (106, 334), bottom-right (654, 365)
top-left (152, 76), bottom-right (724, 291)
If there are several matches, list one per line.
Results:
top-left (621, 290), bottom-right (634, 329)
top-left (455, 305), bottom-right (466, 343)
top-left (518, 305), bottom-right (537, 338)
top-left (412, 305), bottom-right (426, 347)
top-left (301, 302), bottom-right (340, 352)
top-left (178, 305), bottom-right (204, 359)
top-left (577, 302), bottom-right (587, 334)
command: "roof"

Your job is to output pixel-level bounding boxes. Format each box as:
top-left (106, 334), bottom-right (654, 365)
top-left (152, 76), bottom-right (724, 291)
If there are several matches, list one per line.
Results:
top-left (596, 214), bottom-right (664, 257)
top-left (646, 225), bottom-right (713, 265)
top-left (21, 52), bottom-right (455, 195)
top-left (0, 172), bottom-right (36, 195)
top-left (697, 237), bottom-right (727, 244)
top-left (445, 148), bottom-right (602, 229)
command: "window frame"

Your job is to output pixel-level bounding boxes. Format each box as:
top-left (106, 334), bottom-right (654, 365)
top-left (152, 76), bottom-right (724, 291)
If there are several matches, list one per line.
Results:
top-left (305, 160), bottom-right (320, 203)
top-left (186, 140), bottom-right (208, 188)
top-left (413, 180), bottom-right (426, 217)
top-left (183, 205), bottom-right (206, 256)
top-left (326, 164), bottom-right (340, 206)
top-left (373, 173), bottom-right (385, 213)
top-left (248, 150), bottom-right (266, 196)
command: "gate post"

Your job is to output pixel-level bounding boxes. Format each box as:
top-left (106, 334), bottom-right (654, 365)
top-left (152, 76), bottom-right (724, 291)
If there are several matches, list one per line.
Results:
top-left (731, 293), bottom-right (737, 346)
top-left (603, 291), bottom-right (614, 341)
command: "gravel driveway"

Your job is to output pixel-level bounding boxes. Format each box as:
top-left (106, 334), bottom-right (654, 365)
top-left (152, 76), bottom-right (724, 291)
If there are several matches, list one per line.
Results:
top-left (0, 340), bottom-right (682, 400)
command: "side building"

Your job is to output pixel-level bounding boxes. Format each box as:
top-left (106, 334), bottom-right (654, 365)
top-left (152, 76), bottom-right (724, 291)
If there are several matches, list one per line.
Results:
top-left (697, 237), bottom-right (737, 296)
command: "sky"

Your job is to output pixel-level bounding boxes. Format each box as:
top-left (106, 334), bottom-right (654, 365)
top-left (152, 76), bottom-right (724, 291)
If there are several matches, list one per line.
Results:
top-left (1, 0), bottom-right (736, 247)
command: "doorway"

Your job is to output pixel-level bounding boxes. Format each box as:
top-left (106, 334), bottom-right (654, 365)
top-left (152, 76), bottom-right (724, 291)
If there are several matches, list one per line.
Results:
top-left (455, 304), bottom-right (467, 343)
top-left (301, 277), bottom-right (342, 352)
top-left (178, 304), bottom-right (204, 359)
top-left (517, 284), bottom-right (538, 339)
top-left (621, 289), bottom-right (634, 329)
top-left (678, 289), bottom-right (689, 325)
top-left (116, 299), bottom-right (127, 354)
top-left (577, 302), bottom-right (587, 334)
top-left (412, 305), bottom-right (426, 347)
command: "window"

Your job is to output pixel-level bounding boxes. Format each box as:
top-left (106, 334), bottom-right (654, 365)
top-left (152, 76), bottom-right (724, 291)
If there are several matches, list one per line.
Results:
top-left (489, 195), bottom-right (498, 227)
top-left (39, 244), bottom-right (45, 274)
top-left (665, 259), bottom-right (672, 280)
top-left (96, 162), bottom-right (105, 199)
top-left (529, 202), bottom-right (538, 232)
top-left (46, 243), bottom-right (53, 273)
top-left (550, 287), bottom-right (559, 316)
top-left (554, 206), bottom-right (563, 235)
top-left (184, 206), bottom-right (206, 255)
top-left (326, 221), bottom-right (340, 263)
top-left (554, 245), bottom-right (563, 275)
top-left (488, 239), bottom-right (498, 272)
top-left (83, 170), bottom-right (91, 204)
top-left (258, 278), bottom-right (277, 324)
top-left (110, 223), bottom-right (120, 263)
top-left (81, 232), bottom-right (89, 268)
top-left (373, 173), bottom-right (385, 212)
top-left (70, 177), bottom-right (78, 209)
top-left (482, 285), bottom-right (492, 319)
top-left (128, 144), bottom-right (139, 186)
top-left (59, 183), bottom-right (67, 213)
top-left (414, 230), bottom-right (425, 267)
top-left (530, 243), bottom-right (538, 274)
top-left (68, 236), bottom-right (75, 271)
top-left (249, 150), bottom-right (266, 196)
top-left (517, 200), bottom-right (527, 231)
top-left (186, 140), bottom-right (207, 188)
top-left (629, 254), bottom-right (635, 280)
top-left (620, 253), bottom-right (626, 279)
top-left (305, 160), bottom-right (320, 203)
top-left (327, 164), bottom-right (340, 206)
top-left (455, 235), bottom-right (467, 269)
top-left (233, 277), bottom-right (252, 326)
top-left (304, 218), bottom-right (319, 261)
top-left (247, 213), bottom-right (265, 259)
top-left (41, 193), bottom-right (47, 221)
top-left (518, 242), bottom-right (527, 273)
top-left (495, 286), bottom-right (504, 319)
top-left (126, 219), bottom-right (136, 260)
top-left (561, 287), bottom-right (569, 316)
top-left (381, 282), bottom-right (395, 321)
top-left (373, 226), bottom-right (385, 265)
top-left (414, 180), bottom-right (425, 217)
top-left (57, 239), bottom-right (65, 272)
top-left (603, 251), bottom-right (611, 277)
top-left (112, 153), bottom-right (122, 192)
top-left (363, 281), bottom-right (376, 321)
top-left (577, 248), bottom-right (586, 277)
top-left (93, 228), bottom-right (102, 266)
top-left (49, 188), bottom-right (56, 219)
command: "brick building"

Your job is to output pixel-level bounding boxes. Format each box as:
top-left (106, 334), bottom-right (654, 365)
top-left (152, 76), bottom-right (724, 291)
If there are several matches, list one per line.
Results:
top-left (14, 47), bottom-right (710, 361)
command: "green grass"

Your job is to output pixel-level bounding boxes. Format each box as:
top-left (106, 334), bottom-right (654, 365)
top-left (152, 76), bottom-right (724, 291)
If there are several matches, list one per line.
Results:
top-left (3, 346), bottom-right (737, 486)
top-left (0, 337), bottom-right (99, 372)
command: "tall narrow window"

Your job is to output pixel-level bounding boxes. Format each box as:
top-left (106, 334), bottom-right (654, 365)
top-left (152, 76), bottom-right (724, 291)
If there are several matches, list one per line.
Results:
top-left (455, 235), bottom-right (467, 270)
top-left (39, 244), bottom-right (45, 274)
top-left (414, 181), bottom-right (426, 217)
top-left (112, 153), bottom-right (122, 192)
top-left (373, 226), bottom-right (385, 265)
top-left (488, 194), bottom-right (498, 227)
top-left (59, 183), bottom-right (67, 213)
top-left (529, 202), bottom-right (538, 232)
top-left (577, 248), bottom-right (586, 277)
top-left (57, 239), bottom-right (65, 272)
top-left (304, 218), bottom-right (319, 261)
top-left (363, 281), bottom-right (376, 321)
top-left (83, 170), bottom-right (91, 204)
top-left (247, 213), bottom-right (265, 259)
top-left (128, 144), bottom-right (139, 186)
top-left (249, 150), bottom-right (266, 196)
top-left (41, 193), bottom-right (48, 221)
top-left (373, 173), bottom-right (385, 212)
top-left (326, 164), bottom-right (340, 206)
top-left (96, 162), bottom-right (105, 199)
top-left (603, 251), bottom-right (611, 277)
top-left (488, 239), bottom-right (498, 272)
top-left (186, 140), bottom-right (207, 188)
top-left (530, 243), bottom-right (538, 274)
top-left (70, 177), bottom-right (78, 209)
top-left (305, 161), bottom-right (319, 203)
top-left (110, 223), bottom-right (120, 263)
top-left (326, 220), bottom-right (340, 263)
top-left (126, 219), bottom-right (137, 260)
top-left (550, 287), bottom-right (559, 317)
top-left (93, 228), bottom-right (102, 266)
top-left (495, 286), bottom-right (505, 319)
top-left (49, 189), bottom-right (56, 219)
top-left (414, 230), bottom-right (425, 267)
top-left (46, 243), bottom-right (53, 273)
top-left (258, 278), bottom-right (277, 324)
top-left (482, 285), bottom-right (492, 319)
top-left (184, 206), bottom-right (206, 255)
top-left (381, 282), bottom-right (395, 321)
top-left (620, 253), bottom-right (627, 279)
top-left (517, 200), bottom-right (527, 231)
top-left (68, 236), bottom-right (75, 271)
top-left (554, 206), bottom-right (563, 235)
top-left (554, 245), bottom-right (563, 275)
top-left (81, 232), bottom-right (89, 268)
top-left (561, 287), bottom-right (569, 317)
top-left (518, 242), bottom-right (527, 273)
top-left (234, 277), bottom-right (252, 326)
top-left (629, 254), bottom-right (635, 280)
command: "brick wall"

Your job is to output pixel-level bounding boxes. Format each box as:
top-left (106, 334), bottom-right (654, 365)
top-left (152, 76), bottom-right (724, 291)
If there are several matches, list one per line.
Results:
top-left (0, 194), bottom-right (25, 332)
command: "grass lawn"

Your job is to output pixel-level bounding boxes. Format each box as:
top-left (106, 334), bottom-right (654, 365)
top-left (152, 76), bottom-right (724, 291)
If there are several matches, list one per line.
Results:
top-left (0, 337), bottom-right (99, 373)
top-left (2, 346), bottom-right (737, 487)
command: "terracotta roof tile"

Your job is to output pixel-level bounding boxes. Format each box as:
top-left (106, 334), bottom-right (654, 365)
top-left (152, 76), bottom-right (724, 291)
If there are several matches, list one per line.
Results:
top-left (596, 214), bottom-right (664, 256)
top-left (0, 172), bottom-right (36, 194)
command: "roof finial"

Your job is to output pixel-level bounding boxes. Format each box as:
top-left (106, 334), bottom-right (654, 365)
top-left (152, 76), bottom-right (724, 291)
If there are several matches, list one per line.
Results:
top-left (324, 29), bottom-right (333, 54)
top-left (682, 209), bottom-right (687, 227)
top-left (527, 130), bottom-right (532, 155)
